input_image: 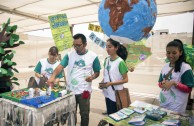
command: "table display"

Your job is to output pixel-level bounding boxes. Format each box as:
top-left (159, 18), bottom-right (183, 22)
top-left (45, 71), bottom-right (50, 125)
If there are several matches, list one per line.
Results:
top-left (98, 101), bottom-right (191, 126)
top-left (0, 88), bottom-right (76, 126)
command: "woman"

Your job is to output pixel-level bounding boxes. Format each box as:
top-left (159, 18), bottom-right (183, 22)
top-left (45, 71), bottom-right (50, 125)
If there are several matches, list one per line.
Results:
top-left (99, 38), bottom-right (128, 122)
top-left (158, 39), bottom-right (194, 113)
top-left (28, 46), bottom-right (63, 88)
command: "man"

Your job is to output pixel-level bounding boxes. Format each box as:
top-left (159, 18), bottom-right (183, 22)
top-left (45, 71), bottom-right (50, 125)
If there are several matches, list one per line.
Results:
top-left (47, 33), bottom-right (101, 126)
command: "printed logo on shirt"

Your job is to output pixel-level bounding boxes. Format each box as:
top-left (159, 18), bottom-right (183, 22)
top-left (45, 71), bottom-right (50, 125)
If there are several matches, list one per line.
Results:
top-left (45, 68), bottom-right (54, 74)
top-left (75, 59), bottom-right (86, 67)
top-left (163, 73), bottom-right (172, 81)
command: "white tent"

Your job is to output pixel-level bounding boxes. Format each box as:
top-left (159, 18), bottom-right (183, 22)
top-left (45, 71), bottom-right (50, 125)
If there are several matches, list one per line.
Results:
top-left (0, 0), bottom-right (194, 33)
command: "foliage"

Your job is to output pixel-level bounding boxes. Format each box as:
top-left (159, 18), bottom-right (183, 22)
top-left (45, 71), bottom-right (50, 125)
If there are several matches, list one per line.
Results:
top-left (0, 18), bottom-right (25, 86)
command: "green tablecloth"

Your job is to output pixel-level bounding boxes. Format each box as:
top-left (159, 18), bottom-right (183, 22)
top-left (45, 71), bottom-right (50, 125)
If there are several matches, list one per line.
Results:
top-left (102, 113), bottom-right (190, 126)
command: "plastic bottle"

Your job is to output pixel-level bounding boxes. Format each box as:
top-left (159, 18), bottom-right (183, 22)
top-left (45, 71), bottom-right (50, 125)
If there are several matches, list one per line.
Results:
top-left (47, 86), bottom-right (51, 96)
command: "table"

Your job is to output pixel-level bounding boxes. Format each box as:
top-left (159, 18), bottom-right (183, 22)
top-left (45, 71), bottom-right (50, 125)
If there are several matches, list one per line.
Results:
top-left (98, 101), bottom-right (191, 126)
top-left (0, 92), bottom-right (76, 126)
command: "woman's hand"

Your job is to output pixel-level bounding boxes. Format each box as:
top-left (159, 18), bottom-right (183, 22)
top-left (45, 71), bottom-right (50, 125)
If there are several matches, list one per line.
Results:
top-left (99, 82), bottom-right (111, 89)
top-left (162, 80), bottom-right (175, 91)
top-left (85, 76), bottom-right (93, 82)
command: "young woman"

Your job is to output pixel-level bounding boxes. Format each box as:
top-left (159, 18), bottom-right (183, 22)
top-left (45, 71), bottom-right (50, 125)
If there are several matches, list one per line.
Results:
top-left (28, 46), bottom-right (63, 88)
top-left (99, 38), bottom-right (129, 122)
top-left (158, 39), bottom-right (194, 113)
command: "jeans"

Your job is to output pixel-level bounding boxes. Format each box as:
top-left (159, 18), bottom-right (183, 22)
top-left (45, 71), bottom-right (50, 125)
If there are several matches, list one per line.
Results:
top-left (75, 93), bottom-right (90, 126)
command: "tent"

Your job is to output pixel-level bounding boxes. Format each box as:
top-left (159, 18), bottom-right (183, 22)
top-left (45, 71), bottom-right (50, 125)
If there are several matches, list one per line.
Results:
top-left (0, 0), bottom-right (194, 33)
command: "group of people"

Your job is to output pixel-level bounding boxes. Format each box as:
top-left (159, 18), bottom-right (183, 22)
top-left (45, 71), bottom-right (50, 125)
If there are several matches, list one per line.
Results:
top-left (32, 33), bottom-right (193, 126)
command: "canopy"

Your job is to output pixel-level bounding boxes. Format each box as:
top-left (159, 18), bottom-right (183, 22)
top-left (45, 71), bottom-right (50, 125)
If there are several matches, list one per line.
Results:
top-left (0, 0), bottom-right (194, 33)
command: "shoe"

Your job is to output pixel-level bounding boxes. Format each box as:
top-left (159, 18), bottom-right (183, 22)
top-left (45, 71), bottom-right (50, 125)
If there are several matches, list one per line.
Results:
top-left (102, 111), bottom-right (107, 115)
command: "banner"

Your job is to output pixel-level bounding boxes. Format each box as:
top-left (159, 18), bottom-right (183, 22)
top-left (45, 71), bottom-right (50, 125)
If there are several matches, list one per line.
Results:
top-left (48, 14), bottom-right (73, 52)
top-left (88, 24), bottom-right (103, 33)
top-left (125, 40), bottom-right (152, 68)
top-left (89, 32), bottom-right (106, 48)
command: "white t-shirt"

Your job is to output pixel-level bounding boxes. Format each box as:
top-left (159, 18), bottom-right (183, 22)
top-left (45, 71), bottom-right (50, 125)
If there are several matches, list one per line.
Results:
top-left (102, 57), bottom-right (128, 102)
top-left (159, 62), bottom-right (193, 113)
top-left (34, 58), bottom-right (62, 84)
top-left (61, 50), bottom-right (101, 95)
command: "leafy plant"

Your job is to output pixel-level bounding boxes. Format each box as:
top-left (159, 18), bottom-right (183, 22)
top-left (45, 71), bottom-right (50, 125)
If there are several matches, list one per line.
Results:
top-left (0, 18), bottom-right (25, 87)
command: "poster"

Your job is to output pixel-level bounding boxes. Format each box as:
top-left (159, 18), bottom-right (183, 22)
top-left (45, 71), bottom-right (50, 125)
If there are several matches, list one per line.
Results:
top-left (48, 14), bottom-right (73, 51)
top-left (125, 40), bottom-right (151, 68)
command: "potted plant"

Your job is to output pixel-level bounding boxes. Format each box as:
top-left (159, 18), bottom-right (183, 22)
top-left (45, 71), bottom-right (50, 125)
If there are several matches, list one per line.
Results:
top-left (0, 18), bottom-right (25, 94)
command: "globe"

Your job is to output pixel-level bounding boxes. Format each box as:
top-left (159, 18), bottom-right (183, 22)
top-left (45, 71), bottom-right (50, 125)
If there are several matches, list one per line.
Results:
top-left (98, 0), bottom-right (157, 43)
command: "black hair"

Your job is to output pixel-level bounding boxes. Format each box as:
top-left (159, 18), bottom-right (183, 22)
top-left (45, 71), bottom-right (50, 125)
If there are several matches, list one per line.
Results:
top-left (107, 38), bottom-right (128, 61)
top-left (73, 33), bottom-right (87, 44)
top-left (49, 46), bottom-right (58, 55)
top-left (166, 39), bottom-right (186, 72)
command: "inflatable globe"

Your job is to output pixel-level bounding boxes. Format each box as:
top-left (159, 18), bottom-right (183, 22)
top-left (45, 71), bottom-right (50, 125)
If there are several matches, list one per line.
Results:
top-left (98, 0), bottom-right (157, 43)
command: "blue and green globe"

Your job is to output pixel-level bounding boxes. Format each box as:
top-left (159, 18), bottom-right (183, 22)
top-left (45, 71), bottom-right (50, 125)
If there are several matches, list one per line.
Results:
top-left (98, 0), bottom-right (157, 43)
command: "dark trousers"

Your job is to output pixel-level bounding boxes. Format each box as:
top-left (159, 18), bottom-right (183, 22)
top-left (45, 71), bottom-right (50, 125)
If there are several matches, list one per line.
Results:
top-left (75, 93), bottom-right (90, 126)
top-left (105, 98), bottom-right (117, 126)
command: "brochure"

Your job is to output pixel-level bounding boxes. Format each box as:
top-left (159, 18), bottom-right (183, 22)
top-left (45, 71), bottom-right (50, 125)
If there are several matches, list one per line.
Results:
top-left (109, 111), bottom-right (128, 121)
top-left (162, 119), bottom-right (180, 126)
top-left (120, 108), bottom-right (134, 116)
top-left (128, 115), bottom-right (146, 123)
top-left (134, 107), bottom-right (147, 114)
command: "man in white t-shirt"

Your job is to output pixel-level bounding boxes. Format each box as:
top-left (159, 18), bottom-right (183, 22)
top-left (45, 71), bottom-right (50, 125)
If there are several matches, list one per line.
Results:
top-left (48, 33), bottom-right (101, 126)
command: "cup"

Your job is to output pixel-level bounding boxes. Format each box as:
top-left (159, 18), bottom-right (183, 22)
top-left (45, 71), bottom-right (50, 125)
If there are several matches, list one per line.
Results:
top-left (29, 88), bottom-right (34, 98)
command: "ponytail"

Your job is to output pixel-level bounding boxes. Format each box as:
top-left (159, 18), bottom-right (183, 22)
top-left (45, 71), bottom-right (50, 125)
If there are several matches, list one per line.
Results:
top-left (117, 44), bottom-right (128, 61)
top-left (107, 38), bottom-right (128, 61)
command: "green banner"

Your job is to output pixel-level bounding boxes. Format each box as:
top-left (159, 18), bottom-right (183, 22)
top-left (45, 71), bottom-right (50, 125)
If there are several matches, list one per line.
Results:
top-left (48, 14), bottom-right (73, 52)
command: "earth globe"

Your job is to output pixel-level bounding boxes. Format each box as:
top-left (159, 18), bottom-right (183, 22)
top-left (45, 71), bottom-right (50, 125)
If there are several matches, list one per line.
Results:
top-left (98, 0), bottom-right (157, 43)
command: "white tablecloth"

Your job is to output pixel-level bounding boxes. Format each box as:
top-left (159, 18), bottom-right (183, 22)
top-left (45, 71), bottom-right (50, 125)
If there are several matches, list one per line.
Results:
top-left (0, 92), bottom-right (76, 126)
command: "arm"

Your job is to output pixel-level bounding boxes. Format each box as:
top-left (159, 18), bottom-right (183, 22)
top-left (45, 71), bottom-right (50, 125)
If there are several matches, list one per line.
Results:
top-left (85, 56), bottom-right (101, 82)
top-left (34, 61), bottom-right (42, 78)
top-left (47, 64), bottom-right (64, 85)
top-left (108, 73), bottom-right (128, 86)
top-left (161, 80), bottom-right (192, 93)
top-left (100, 60), bottom-right (128, 88)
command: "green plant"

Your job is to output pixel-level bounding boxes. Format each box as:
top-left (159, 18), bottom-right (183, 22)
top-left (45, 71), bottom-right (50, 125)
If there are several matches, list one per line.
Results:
top-left (0, 18), bottom-right (25, 87)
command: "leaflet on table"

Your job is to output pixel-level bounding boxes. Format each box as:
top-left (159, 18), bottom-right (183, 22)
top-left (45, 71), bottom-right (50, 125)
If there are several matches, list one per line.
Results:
top-left (128, 115), bottom-right (146, 125)
top-left (133, 107), bottom-right (147, 114)
top-left (119, 108), bottom-right (134, 116)
top-left (130, 100), bottom-right (159, 110)
top-left (109, 111), bottom-right (128, 121)
top-left (162, 119), bottom-right (180, 126)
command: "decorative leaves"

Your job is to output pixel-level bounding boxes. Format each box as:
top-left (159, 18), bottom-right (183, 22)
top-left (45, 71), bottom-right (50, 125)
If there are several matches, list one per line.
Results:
top-left (0, 18), bottom-right (25, 86)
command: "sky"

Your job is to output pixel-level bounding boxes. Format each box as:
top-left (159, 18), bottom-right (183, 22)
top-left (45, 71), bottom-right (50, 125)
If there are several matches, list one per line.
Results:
top-left (26, 12), bottom-right (193, 38)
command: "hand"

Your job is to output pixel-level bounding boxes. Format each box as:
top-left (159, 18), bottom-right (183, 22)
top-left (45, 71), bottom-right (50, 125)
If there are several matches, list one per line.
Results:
top-left (85, 76), bottom-right (93, 82)
top-left (99, 82), bottom-right (111, 89)
top-left (162, 80), bottom-right (174, 91)
top-left (47, 77), bottom-right (55, 86)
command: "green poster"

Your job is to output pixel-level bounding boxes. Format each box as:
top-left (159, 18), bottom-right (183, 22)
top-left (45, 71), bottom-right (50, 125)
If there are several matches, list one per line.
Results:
top-left (48, 14), bottom-right (73, 51)
top-left (125, 40), bottom-right (152, 69)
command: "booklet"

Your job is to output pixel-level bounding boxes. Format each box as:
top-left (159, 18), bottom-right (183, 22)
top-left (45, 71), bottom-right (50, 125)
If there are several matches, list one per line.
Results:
top-left (133, 107), bottom-right (147, 114)
top-left (119, 108), bottom-right (134, 116)
top-left (162, 119), bottom-right (180, 126)
top-left (128, 115), bottom-right (146, 123)
top-left (109, 111), bottom-right (128, 121)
